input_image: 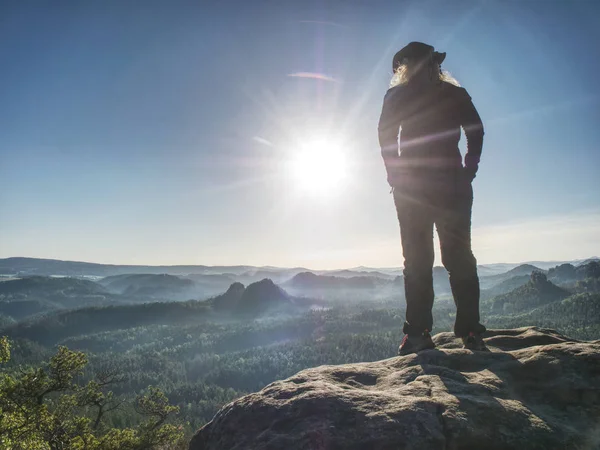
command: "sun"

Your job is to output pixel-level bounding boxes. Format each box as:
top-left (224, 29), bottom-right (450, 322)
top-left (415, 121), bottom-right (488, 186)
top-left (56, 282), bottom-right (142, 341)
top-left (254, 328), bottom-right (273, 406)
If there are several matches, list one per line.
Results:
top-left (287, 137), bottom-right (349, 194)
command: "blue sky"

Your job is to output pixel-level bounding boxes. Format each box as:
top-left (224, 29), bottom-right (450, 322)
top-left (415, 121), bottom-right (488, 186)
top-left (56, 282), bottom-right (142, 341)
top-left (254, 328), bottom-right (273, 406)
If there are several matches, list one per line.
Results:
top-left (1, 0), bottom-right (599, 269)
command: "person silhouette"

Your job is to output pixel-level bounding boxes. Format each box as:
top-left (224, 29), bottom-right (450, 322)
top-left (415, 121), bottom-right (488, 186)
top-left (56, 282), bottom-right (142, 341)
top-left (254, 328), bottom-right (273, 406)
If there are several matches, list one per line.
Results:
top-left (378, 42), bottom-right (488, 354)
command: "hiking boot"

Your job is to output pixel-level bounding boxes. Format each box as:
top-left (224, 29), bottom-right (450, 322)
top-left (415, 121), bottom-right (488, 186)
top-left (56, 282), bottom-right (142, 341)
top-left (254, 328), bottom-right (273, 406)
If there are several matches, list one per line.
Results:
top-left (398, 330), bottom-right (435, 355)
top-left (462, 332), bottom-right (489, 351)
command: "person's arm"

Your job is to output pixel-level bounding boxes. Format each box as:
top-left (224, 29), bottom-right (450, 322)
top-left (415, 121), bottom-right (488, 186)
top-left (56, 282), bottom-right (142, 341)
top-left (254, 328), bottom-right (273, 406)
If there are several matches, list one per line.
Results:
top-left (377, 88), bottom-right (402, 186)
top-left (460, 88), bottom-right (484, 180)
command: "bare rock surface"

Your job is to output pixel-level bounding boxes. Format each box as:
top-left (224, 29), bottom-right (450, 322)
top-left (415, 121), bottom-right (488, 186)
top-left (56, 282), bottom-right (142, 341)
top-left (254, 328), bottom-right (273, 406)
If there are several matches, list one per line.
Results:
top-left (189, 327), bottom-right (600, 450)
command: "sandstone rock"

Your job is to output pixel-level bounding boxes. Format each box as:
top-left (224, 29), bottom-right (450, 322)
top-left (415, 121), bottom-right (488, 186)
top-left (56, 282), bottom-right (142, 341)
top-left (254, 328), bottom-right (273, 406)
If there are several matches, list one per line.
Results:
top-left (189, 326), bottom-right (600, 450)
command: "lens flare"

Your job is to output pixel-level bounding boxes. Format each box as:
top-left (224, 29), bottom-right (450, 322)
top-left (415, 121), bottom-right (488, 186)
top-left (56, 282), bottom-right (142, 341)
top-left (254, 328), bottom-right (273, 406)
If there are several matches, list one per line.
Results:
top-left (287, 137), bottom-right (348, 194)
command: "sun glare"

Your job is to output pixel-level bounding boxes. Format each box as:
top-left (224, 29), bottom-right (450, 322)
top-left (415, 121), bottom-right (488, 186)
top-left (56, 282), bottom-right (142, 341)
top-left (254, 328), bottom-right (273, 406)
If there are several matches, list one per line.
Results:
top-left (287, 137), bottom-right (348, 194)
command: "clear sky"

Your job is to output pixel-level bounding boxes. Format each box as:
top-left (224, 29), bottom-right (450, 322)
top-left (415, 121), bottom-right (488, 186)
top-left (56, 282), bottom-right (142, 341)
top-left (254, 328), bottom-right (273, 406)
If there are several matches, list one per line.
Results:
top-left (1, 0), bottom-right (599, 269)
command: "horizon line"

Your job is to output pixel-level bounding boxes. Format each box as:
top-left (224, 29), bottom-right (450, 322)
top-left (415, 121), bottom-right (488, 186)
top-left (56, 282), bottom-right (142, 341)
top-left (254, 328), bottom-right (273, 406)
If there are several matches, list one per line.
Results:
top-left (1, 255), bottom-right (598, 272)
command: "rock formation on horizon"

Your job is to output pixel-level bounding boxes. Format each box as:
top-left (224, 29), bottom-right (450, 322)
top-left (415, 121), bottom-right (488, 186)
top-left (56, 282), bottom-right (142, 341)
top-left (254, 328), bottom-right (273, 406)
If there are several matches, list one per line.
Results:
top-left (210, 282), bottom-right (245, 311)
top-left (237, 278), bottom-right (292, 314)
top-left (189, 327), bottom-right (600, 450)
top-left (210, 279), bottom-right (293, 315)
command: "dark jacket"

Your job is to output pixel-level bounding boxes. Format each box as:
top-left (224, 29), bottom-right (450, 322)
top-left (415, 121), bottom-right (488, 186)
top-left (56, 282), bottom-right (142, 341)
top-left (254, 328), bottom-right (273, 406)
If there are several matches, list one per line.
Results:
top-left (377, 81), bottom-right (484, 181)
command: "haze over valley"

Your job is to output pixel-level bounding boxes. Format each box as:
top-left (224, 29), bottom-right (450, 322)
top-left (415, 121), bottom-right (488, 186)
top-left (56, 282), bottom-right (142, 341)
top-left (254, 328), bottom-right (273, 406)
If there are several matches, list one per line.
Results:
top-left (1, 256), bottom-right (599, 440)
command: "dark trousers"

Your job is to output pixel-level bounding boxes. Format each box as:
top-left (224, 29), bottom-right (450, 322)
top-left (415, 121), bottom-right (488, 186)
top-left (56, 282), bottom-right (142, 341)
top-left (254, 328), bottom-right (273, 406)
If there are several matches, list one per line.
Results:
top-left (393, 169), bottom-right (485, 337)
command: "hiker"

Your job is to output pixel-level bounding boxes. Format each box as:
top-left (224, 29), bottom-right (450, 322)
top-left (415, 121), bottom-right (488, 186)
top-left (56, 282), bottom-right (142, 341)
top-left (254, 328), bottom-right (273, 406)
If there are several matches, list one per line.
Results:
top-left (377, 42), bottom-right (488, 354)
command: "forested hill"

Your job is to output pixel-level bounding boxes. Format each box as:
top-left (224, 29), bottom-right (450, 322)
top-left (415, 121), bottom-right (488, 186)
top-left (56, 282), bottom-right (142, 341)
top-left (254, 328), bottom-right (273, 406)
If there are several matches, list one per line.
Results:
top-left (0, 276), bottom-right (121, 319)
top-left (98, 273), bottom-right (195, 299)
top-left (486, 272), bottom-right (569, 313)
top-left (1, 279), bottom-right (303, 345)
top-left (2, 300), bottom-right (214, 345)
top-left (286, 272), bottom-right (383, 290)
top-left (488, 293), bottom-right (600, 340)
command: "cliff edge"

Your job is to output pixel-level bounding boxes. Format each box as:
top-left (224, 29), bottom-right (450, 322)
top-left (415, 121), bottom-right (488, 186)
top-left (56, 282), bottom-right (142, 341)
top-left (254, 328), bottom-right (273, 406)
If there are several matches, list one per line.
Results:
top-left (190, 327), bottom-right (600, 450)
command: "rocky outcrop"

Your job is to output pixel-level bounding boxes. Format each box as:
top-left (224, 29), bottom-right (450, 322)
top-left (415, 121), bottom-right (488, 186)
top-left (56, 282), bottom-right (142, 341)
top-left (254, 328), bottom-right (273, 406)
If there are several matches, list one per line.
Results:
top-left (189, 327), bottom-right (600, 450)
top-left (210, 282), bottom-right (245, 311)
top-left (209, 279), bottom-right (293, 315)
top-left (237, 279), bottom-right (292, 315)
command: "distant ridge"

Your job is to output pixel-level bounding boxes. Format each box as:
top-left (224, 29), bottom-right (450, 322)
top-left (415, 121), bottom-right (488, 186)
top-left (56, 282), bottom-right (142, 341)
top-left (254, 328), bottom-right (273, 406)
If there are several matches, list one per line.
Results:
top-left (0, 257), bottom-right (266, 277)
top-left (286, 272), bottom-right (382, 290)
top-left (488, 272), bottom-right (569, 313)
top-left (576, 257), bottom-right (600, 266)
top-left (2, 256), bottom-right (598, 279)
top-left (481, 264), bottom-right (545, 287)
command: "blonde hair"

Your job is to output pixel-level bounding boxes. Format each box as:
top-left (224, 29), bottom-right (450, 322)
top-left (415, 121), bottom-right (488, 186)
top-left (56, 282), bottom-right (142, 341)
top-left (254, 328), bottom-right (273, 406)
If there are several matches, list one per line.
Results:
top-left (389, 63), bottom-right (460, 88)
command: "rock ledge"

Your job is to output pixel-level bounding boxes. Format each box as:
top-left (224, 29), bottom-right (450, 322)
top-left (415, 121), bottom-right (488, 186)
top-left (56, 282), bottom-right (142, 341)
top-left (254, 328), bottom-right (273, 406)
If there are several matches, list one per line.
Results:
top-left (190, 327), bottom-right (600, 450)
